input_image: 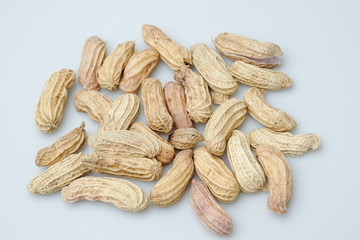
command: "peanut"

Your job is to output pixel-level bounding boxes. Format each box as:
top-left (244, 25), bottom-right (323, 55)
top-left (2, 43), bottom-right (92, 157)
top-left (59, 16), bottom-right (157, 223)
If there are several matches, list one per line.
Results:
top-left (210, 89), bottom-right (229, 104)
top-left (61, 176), bottom-right (149, 212)
top-left (168, 128), bottom-right (203, 150)
top-left (35, 69), bottom-right (76, 133)
top-left (256, 145), bottom-right (292, 214)
top-left (36, 122), bottom-right (87, 167)
top-left (78, 36), bottom-right (106, 90)
top-left (244, 87), bottom-right (297, 132)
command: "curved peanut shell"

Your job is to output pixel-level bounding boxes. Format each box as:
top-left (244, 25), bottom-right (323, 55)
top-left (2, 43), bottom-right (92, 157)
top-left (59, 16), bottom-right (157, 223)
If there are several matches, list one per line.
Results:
top-left (120, 48), bottom-right (159, 93)
top-left (249, 128), bottom-right (320, 156)
top-left (163, 82), bottom-right (194, 129)
top-left (168, 128), bottom-right (203, 150)
top-left (74, 90), bottom-right (113, 124)
top-left (204, 98), bottom-right (247, 156)
top-left (190, 179), bottom-right (233, 236)
top-left (227, 130), bottom-right (265, 193)
top-left (230, 61), bottom-right (292, 90)
top-left (191, 43), bottom-right (238, 95)
top-left (28, 153), bottom-right (89, 194)
top-left (174, 68), bottom-right (212, 123)
top-left (88, 130), bottom-right (161, 158)
top-left (97, 41), bottom-right (135, 90)
top-left (129, 122), bottom-right (175, 164)
top-left (244, 87), bottom-right (297, 132)
top-left (36, 122), bottom-right (87, 167)
top-left (35, 69), bottom-right (76, 133)
top-left (78, 36), bottom-right (106, 90)
top-left (82, 152), bottom-right (162, 181)
top-left (142, 24), bottom-right (192, 71)
top-left (211, 89), bottom-right (229, 104)
top-left (214, 32), bottom-right (283, 68)
top-left (98, 94), bottom-right (139, 132)
top-left (150, 150), bottom-right (194, 207)
top-left (194, 147), bottom-right (240, 203)
top-left (141, 78), bottom-right (173, 133)
top-left (62, 177), bottom-right (149, 212)
top-left (256, 145), bottom-right (292, 214)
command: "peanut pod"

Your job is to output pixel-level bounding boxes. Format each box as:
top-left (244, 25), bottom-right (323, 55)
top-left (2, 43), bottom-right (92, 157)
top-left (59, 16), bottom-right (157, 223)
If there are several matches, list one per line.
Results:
top-left (168, 128), bottom-right (203, 150)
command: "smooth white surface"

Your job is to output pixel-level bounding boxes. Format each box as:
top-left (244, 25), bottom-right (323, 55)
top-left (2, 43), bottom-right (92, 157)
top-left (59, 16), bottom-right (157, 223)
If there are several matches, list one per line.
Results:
top-left (1, 0), bottom-right (359, 239)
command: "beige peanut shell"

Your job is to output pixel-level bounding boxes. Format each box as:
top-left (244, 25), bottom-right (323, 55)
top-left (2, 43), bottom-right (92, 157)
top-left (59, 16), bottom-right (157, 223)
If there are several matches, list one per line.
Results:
top-left (120, 48), bottom-right (159, 93)
top-left (210, 89), bottom-right (229, 104)
top-left (244, 87), bottom-right (297, 132)
top-left (168, 128), bottom-right (203, 150)
top-left (35, 69), bottom-right (76, 133)
top-left (36, 122), bottom-right (87, 167)
top-left (150, 149), bottom-right (194, 207)
top-left (61, 176), bottom-right (149, 212)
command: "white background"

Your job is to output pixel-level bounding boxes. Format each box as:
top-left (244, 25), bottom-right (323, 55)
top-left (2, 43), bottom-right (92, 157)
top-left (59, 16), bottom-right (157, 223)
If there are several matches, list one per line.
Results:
top-left (1, 0), bottom-right (359, 239)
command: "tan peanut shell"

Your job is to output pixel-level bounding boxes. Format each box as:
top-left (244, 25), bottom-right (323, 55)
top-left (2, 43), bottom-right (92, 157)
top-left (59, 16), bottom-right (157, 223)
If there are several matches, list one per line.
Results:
top-left (256, 145), bottom-right (292, 214)
top-left (120, 48), bottom-right (159, 93)
top-left (142, 24), bottom-right (192, 71)
top-left (36, 122), bottom-right (87, 167)
top-left (28, 153), bottom-right (89, 194)
top-left (163, 82), bottom-right (194, 129)
top-left (35, 69), bottom-right (76, 133)
top-left (97, 41), bottom-right (135, 90)
top-left (150, 150), bottom-right (194, 207)
top-left (211, 89), bottom-right (229, 104)
top-left (191, 43), bottom-right (238, 95)
top-left (227, 130), bottom-right (265, 193)
top-left (193, 147), bottom-right (240, 203)
top-left (230, 61), bottom-right (292, 90)
top-left (244, 87), bottom-right (297, 132)
top-left (204, 98), bottom-right (247, 156)
top-left (88, 130), bottom-right (161, 158)
top-left (168, 128), bottom-right (203, 150)
top-left (98, 94), bottom-right (139, 132)
top-left (74, 90), bottom-right (113, 124)
top-left (174, 68), bottom-right (212, 123)
top-left (129, 122), bottom-right (175, 164)
top-left (78, 36), bottom-right (106, 90)
top-left (249, 128), bottom-right (320, 156)
top-left (141, 78), bottom-right (173, 133)
top-left (82, 152), bottom-right (162, 181)
top-left (214, 32), bottom-right (283, 68)
top-left (62, 177), bottom-right (148, 212)
top-left (190, 179), bottom-right (233, 236)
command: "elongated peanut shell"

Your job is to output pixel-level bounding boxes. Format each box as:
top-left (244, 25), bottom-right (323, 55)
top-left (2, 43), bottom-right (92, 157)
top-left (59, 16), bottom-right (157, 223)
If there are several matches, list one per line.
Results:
top-left (35, 69), bottom-right (76, 133)
top-left (214, 32), bottom-right (283, 68)
top-left (174, 68), bottom-right (212, 123)
top-left (78, 36), bottom-right (106, 90)
top-left (62, 177), bottom-right (148, 212)
top-left (230, 61), bottom-right (292, 90)
top-left (194, 147), bottom-right (240, 203)
top-left (36, 122), bottom-right (87, 167)
top-left (141, 78), bottom-right (173, 133)
top-left (249, 128), bottom-right (320, 156)
top-left (191, 43), bottom-right (238, 95)
top-left (204, 98), bottom-right (247, 156)
top-left (129, 122), bottom-right (175, 164)
top-left (88, 130), bottom-right (161, 158)
top-left (163, 82), bottom-right (194, 129)
top-left (211, 89), bottom-right (229, 104)
top-left (190, 179), bottom-right (233, 236)
top-left (97, 41), bottom-right (135, 90)
top-left (98, 94), bottom-right (139, 132)
top-left (150, 150), bottom-right (194, 207)
top-left (74, 90), bottom-right (113, 124)
top-left (227, 130), bottom-right (265, 193)
top-left (168, 128), bottom-right (203, 150)
top-left (120, 48), bottom-right (159, 93)
top-left (256, 145), bottom-right (292, 214)
top-left (244, 87), bottom-right (297, 132)
top-left (28, 153), bottom-right (89, 194)
top-left (82, 153), bottom-right (162, 181)
top-left (142, 25), bottom-right (192, 71)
